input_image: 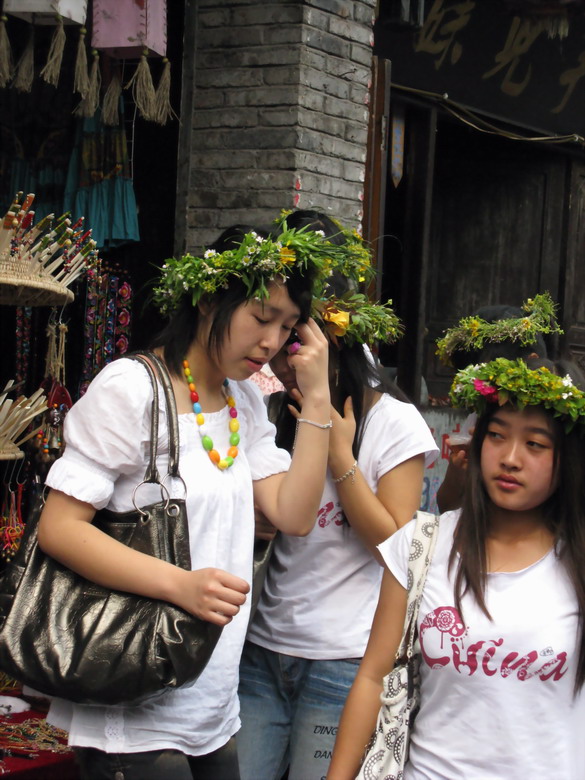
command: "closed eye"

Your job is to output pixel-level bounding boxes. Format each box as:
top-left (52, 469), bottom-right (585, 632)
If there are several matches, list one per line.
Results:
top-left (527, 440), bottom-right (548, 450)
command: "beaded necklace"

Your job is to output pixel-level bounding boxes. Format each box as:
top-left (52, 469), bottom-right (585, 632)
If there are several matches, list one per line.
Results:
top-left (183, 359), bottom-right (240, 469)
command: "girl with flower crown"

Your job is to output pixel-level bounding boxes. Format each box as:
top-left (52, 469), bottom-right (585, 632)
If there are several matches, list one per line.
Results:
top-left (328, 356), bottom-right (585, 780)
top-left (34, 226), bottom-right (345, 780)
top-left (237, 211), bottom-right (439, 780)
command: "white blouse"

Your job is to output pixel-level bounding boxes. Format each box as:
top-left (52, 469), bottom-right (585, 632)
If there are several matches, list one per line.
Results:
top-left (45, 357), bottom-right (290, 756)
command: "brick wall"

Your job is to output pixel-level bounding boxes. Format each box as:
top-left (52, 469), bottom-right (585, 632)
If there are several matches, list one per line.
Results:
top-left (177, 0), bottom-right (376, 253)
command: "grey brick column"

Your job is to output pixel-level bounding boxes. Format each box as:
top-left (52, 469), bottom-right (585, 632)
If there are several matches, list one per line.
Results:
top-left (177, 0), bottom-right (376, 253)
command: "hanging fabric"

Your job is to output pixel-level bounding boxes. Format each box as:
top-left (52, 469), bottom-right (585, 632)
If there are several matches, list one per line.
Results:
top-left (63, 100), bottom-right (140, 250)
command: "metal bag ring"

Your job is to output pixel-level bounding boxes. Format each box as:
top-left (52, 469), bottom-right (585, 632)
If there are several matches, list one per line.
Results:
top-left (132, 480), bottom-right (171, 518)
top-left (160, 473), bottom-right (187, 500)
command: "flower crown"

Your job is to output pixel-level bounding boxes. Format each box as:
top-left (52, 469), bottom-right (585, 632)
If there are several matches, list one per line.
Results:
top-left (275, 210), bottom-right (372, 282)
top-left (313, 293), bottom-right (403, 347)
top-left (152, 225), bottom-right (373, 314)
top-left (450, 358), bottom-right (585, 432)
top-left (436, 293), bottom-right (563, 367)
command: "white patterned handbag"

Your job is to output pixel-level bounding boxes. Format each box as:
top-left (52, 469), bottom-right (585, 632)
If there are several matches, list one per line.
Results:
top-left (357, 511), bottom-right (439, 780)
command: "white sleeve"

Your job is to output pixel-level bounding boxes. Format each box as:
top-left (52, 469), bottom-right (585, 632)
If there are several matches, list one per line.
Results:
top-left (233, 380), bottom-right (291, 481)
top-left (376, 518), bottom-right (416, 588)
top-left (45, 359), bottom-right (153, 509)
top-left (369, 397), bottom-right (439, 480)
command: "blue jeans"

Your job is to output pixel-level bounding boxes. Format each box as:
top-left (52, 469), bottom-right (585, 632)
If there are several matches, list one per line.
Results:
top-left (74, 738), bottom-right (240, 780)
top-left (237, 642), bottom-right (361, 780)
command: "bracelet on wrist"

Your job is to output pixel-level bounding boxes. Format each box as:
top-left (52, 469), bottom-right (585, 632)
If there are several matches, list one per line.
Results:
top-left (292, 418), bottom-right (332, 451)
top-left (297, 418), bottom-right (333, 430)
top-left (332, 460), bottom-right (358, 485)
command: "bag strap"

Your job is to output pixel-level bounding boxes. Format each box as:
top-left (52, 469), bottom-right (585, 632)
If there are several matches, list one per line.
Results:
top-left (126, 354), bottom-right (161, 485)
top-left (396, 510), bottom-right (439, 661)
top-left (136, 351), bottom-right (181, 479)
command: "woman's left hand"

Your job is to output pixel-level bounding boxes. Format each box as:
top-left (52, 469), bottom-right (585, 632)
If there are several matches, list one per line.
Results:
top-left (329, 397), bottom-right (356, 467)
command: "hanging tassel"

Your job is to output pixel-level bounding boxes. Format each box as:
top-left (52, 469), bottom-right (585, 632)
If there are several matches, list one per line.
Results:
top-left (153, 57), bottom-right (178, 125)
top-left (40, 14), bottom-right (66, 87)
top-left (74, 49), bottom-right (101, 118)
top-left (73, 26), bottom-right (89, 98)
top-left (102, 70), bottom-right (122, 126)
top-left (125, 49), bottom-right (155, 121)
top-left (0, 15), bottom-right (13, 89)
top-left (13, 26), bottom-right (34, 93)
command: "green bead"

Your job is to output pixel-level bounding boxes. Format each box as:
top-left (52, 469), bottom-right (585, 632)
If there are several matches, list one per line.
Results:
top-left (230, 432), bottom-right (240, 446)
top-left (224, 456), bottom-right (234, 467)
top-left (201, 435), bottom-right (214, 451)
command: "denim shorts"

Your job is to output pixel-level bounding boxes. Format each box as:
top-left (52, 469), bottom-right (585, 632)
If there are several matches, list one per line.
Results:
top-left (74, 737), bottom-right (240, 780)
top-left (237, 641), bottom-right (361, 780)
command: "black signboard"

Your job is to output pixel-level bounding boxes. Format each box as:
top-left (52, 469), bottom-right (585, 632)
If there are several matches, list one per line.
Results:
top-left (375, 0), bottom-right (585, 138)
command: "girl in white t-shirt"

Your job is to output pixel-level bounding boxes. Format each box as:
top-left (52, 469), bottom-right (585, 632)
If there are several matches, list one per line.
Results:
top-left (328, 357), bottom-right (585, 780)
top-left (237, 247), bottom-right (438, 780)
top-left (37, 226), bottom-right (344, 780)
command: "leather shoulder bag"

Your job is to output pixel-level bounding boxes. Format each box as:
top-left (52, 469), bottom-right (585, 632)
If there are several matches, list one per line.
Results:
top-left (0, 352), bottom-right (222, 705)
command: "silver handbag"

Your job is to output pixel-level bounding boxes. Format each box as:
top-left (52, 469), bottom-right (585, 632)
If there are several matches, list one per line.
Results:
top-left (357, 510), bottom-right (438, 780)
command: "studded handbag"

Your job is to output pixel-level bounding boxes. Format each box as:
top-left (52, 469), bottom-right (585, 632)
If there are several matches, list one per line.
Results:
top-left (357, 510), bottom-right (439, 780)
top-left (0, 352), bottom-right (222, 705)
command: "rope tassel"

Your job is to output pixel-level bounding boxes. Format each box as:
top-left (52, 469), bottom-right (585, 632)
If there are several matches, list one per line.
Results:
top-left (0, 15), bottom-right (13, 89)
top-left (40, 15), bottom-right (66, 87)
top-left (102, 71), bottom-right (122, 126)
top-left (153, 58), bottom-right (177, 125)
top-left (75, 49), bottom-right (101, 118)
top-left (13, 27), bottom-right (34, 93)
top-left (125, 50), bottom-right (155, 121)
top-left (73, 26), bottom-right (89, 98)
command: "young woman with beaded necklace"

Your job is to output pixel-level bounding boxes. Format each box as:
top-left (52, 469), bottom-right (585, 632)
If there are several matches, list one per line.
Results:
top-left (328, 357), bottom-right (585, 780)
top-left (36, 226), bottom-right (335, 780)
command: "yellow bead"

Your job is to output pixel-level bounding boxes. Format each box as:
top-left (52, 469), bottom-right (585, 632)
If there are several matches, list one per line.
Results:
top-left (229, 419), bottom-right (239, 433)
top-left (218, 459), bottom-right (229, 470)
top-left (196, 413), bottom-right (205, 426)
top-left (226, 396), bottom-right (236, 407)
top-left (184, 367), bottom-right (191, 377)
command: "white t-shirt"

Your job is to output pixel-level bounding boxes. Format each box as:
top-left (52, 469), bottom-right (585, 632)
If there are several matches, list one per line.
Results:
top-left (248, 394), bottom-right (438, 659)
top-left (44, 358), bottom-right (290, 756)
top-left (379, 511), bottom-right (585, 780)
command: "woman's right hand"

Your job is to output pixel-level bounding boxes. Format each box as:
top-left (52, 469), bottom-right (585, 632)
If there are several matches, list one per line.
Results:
top-left (286, 318), bottom-right (330, 409)
top-left (172, 568), bottom-right (250, 626)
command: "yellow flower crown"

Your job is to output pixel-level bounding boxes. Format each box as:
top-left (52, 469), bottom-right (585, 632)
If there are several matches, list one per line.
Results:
top-left (152, 225), bottom-right (373, 314)
top-left (313, 293), bottom-right (403, 347)
top-left (436, 293), bottom-right (562, 367)
top-left (450, 358), bottom-right (585, 432)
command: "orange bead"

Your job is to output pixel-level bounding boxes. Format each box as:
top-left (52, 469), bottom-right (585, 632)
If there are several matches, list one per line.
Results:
top-left (208, 449), bottom-right (220, 464)
top-left (228, 446), bottom-right (238, 459)
top-left (189, 383), bottom-right (196, 392)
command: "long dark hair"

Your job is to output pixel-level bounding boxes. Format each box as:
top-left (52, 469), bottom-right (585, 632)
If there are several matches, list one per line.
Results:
top-left (450, 358), bottom-right (585, 691)
top-left (150, 225), bottom-right (314, 376)
top-left (270, 210), bottom-right (410, 453)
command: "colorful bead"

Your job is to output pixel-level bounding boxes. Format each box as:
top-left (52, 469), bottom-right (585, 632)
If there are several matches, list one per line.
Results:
top-left (183, 357), bottom-right (239, 471)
